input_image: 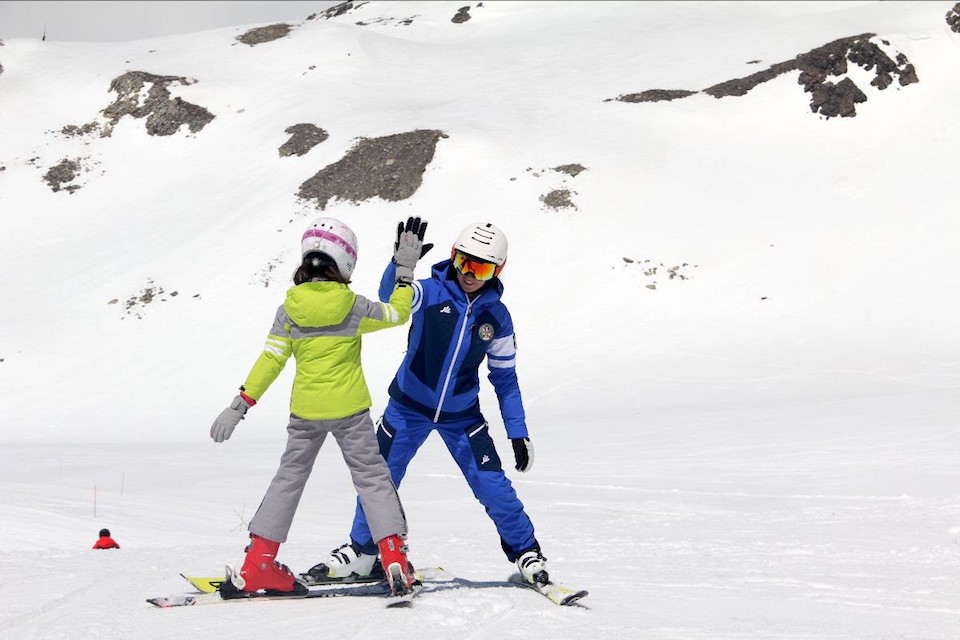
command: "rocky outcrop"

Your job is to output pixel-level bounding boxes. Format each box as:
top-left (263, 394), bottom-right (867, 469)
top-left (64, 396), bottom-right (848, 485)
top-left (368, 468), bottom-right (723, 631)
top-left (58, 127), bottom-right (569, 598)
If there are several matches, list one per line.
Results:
top-left (298, 129), bottom-right (445, 209)
top-left (236, 24), bottom-right (292, 46)
top-left (948, 3), bottom-right (960, 33)
top-left (102, 71), bottom-right (214, 136)
top-left (615, 33), bottom-right (918, 118)
top-left (279, 124), bottom-right (329, 157)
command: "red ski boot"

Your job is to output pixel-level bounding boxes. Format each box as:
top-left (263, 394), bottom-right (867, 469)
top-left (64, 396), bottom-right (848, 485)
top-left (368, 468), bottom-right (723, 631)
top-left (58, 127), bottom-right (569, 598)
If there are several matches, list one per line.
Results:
top-left (377, 534), bottom-right (414, 596)
top-left (227, 534), bottom-right (306, 596)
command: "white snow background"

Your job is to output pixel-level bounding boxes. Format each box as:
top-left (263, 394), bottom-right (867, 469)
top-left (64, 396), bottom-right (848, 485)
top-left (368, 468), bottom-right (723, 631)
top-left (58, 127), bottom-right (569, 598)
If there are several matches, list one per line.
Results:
top-left (1, 1), bottom-right (959, 638)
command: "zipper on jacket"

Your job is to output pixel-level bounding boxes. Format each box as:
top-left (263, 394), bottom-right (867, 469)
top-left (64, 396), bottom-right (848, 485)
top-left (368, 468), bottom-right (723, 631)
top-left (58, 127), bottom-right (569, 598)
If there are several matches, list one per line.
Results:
top-left (433, 296), bottom-right (475, 422)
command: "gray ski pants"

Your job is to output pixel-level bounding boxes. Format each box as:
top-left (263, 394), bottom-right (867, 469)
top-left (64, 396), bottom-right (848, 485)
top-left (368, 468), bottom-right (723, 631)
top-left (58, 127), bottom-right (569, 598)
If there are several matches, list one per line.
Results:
top-left (249, 410), bottom-right (407, 544)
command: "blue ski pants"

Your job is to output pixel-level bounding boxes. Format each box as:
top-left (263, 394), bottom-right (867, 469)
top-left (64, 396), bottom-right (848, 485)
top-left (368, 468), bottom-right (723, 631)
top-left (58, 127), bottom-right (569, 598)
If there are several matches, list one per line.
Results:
top-left (349, 401), bottom-right (538, 561)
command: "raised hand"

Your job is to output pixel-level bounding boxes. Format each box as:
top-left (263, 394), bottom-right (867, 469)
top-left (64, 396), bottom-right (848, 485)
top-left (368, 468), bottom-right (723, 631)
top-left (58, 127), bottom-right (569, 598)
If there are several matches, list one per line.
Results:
top-left (393, 216), bottom-right (429, 284)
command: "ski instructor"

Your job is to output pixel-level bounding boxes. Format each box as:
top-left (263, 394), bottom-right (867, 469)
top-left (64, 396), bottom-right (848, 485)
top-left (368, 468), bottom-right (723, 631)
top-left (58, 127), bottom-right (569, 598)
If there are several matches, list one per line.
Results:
top-left (306, 221), bottom-right (551, 586)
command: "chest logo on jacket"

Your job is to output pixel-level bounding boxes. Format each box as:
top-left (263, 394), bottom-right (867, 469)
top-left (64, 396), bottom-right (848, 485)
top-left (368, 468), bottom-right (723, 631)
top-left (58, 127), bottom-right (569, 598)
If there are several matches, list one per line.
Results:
top-left (478, 323), bottom-right (495, 341)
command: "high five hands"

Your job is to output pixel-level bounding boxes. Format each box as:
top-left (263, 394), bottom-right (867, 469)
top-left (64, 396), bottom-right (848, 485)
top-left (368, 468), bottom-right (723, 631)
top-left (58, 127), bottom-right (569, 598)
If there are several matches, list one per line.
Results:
top-left (393, 216), bottom-right (431, 284)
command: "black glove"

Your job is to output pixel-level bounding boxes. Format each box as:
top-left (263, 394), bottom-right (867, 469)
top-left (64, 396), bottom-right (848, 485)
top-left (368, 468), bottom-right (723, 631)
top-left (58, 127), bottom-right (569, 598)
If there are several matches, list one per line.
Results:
top-left (393, 216), bottom-right (429, 284)
top-left (394, 217), bottom-right (433, 258)
top-left (511, 437), bottom-right (534, 472)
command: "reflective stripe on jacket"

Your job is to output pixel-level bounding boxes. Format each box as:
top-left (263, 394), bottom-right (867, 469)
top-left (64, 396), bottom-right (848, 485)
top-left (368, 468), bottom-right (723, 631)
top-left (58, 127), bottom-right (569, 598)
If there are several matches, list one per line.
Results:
top-left (242, 281), bottom-right (413, 420)
top-left (378, 260), bottom-right (528, 438)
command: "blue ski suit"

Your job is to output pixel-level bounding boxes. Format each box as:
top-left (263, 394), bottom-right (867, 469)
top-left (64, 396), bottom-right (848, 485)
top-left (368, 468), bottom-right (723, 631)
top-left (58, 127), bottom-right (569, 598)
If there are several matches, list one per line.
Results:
top-left (348, 260), bottom-right (539, 561)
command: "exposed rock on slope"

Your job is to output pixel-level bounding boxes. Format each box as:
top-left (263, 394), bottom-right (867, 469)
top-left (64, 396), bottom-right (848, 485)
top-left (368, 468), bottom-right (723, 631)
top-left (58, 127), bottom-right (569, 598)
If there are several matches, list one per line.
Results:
top-left (236, 24), bottom-right (293, 46)
top-left (615, 34), bottom-right (918, 118)
top-left (298, 130), bottom-right (445, 209)
top-left (948, 3), bottom-right (960, 33)
top-left (43, 158), bottom-right (83, 193)
top-left (102, 71), bottom-right (214, 136)
top-left (280, 124), bottom-right (329, 157)
top-left (308, 2), bottom-right (364, 21)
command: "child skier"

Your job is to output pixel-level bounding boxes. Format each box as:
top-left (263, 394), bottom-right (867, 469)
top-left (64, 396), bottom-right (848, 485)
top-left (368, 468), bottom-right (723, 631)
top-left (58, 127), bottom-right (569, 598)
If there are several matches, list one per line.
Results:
top-left (306, 222), bottom-right (551, 586)
top-left (209, 216), bottom-right (428, 598)
top-left (92, 528), bottom-right (120, 549)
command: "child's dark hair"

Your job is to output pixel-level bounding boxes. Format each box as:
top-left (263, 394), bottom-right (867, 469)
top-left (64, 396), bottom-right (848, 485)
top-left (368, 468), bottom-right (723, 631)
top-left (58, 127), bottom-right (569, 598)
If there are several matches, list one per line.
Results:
top-left (294, 252), bottom-right (351, 285)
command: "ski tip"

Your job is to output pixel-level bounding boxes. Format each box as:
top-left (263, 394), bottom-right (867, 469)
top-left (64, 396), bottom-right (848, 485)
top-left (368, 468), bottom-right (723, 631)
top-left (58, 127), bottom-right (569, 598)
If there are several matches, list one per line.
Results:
top-left (386, 599), bottom-right (414, 608)
top-left (508, 572), bottom-right (589, 606)
top-left (147, 595), bottom-right (196, 608)
top-left (181, 575), bottom-right (225, 594)
top-left (559, 590), bottom-right (589, 606)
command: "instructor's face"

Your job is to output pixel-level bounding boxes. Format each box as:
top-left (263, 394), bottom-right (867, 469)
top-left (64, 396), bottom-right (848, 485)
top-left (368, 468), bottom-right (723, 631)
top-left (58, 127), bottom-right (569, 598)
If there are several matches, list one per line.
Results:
top-left (455, 270), bottom-right (485, 294)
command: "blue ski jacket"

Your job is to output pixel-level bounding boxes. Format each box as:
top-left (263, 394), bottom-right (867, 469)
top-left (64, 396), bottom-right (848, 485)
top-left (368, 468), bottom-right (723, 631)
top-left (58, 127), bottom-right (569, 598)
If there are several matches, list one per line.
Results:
top-left (378, 260), bottom-right (528, 438)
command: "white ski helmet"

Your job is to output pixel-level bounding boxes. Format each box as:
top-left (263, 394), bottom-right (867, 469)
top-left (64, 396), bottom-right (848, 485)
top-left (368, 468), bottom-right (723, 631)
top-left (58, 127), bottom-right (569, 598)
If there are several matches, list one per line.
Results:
top-left (451, 222), bottom-right (508, 276)
top-left (301, 217), bottom-right (359, 279)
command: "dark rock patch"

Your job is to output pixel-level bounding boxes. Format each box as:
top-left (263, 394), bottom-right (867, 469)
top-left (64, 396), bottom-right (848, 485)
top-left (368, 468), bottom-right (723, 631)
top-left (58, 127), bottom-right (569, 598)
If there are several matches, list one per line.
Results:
top-left (620, 34), bottom-right (917, 118)
top-left (704, 60), bottom-right (796, 98)
top-left (808, 76), bottom-right (866, 118)
top-left (308, 1), bottom-right (417, 26)
top-left (236, 23), bottom-right (292, 46)
top-left (541, 189), bottom-right (576, 210)
top-left (614, 89), bottom-right (698, 103)
top-left (60, 122), bottom-right (102, 138)
top-left (794, 34), bottom-right (917, 116)
top-left (948, 3), bottom-right (960, 33)
top-left (298, 129), bottom-right (445, 209)
top-left (452, 6), bottom-right (472, 23)
top-left (309, 2), bottom-right (363, 20)
top-left (703, 34), bottom-right (917, 117)
top-left (280, 124), bottom-right (329, 157)
top-left (43, 158), bottom-right (82, 193)
top-left (102, 71), bottom-right (214, 136)
top-left (121, 279), bottom-right (176, 319)
top-left (702, 60), bottom-right (796, 98)
top-left (553, 163), bottom-right (587, 177)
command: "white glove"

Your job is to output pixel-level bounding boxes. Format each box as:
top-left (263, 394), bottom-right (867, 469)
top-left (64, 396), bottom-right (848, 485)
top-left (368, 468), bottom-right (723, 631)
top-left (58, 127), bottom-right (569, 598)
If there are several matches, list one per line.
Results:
top-left (210, 395), bottom-right (252, 443)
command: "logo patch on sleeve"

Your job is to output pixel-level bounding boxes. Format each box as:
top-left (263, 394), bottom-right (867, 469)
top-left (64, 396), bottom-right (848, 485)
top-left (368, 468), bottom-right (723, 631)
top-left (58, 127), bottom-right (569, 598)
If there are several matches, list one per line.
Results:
top-left (478, 323), bottom-right (495, 341)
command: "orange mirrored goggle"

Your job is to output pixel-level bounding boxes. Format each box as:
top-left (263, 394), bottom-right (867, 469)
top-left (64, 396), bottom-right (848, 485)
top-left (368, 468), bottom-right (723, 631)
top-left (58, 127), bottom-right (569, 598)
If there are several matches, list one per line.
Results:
top-left (451, 250), bottom-right (499, 281)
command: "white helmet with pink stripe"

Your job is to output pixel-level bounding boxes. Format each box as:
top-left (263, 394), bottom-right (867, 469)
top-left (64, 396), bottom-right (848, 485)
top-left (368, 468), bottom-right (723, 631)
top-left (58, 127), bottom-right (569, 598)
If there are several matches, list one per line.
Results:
top-left (301, 217), bottom-right (359, 279)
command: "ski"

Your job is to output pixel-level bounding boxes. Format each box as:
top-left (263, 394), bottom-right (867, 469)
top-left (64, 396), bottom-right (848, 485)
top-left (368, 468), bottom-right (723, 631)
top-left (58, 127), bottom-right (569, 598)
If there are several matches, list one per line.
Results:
top-left (151, 567), bottom-right (456, 609)
top-left (509, 574), bottom-right (589, 606)
top-left (160, 567), bottom-right (587, 608)
top-left (295, 566), bottom-right (586, 604)
top-left (179, 574), bottom-right (225, 594)
top-left (180, 567), bottom-right (453, 593)
top-left (148, 581), bottom-right (393, 608)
